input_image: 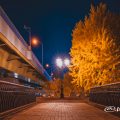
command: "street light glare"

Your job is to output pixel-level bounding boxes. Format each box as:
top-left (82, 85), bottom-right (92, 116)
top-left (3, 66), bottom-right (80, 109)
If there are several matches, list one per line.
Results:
top-left (56, 58), bottom-right (63, 68)
top-left (51, 73), bottom-right (53, 76)
top-left (46, 64), bottom-right (49, 68)
top-left (64, 58), bottom-right (70, 66)
top-left (31, 37), bottom-right (40, 46)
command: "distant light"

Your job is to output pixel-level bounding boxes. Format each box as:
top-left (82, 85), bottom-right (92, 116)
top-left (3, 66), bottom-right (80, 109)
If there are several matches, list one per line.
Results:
top-left (46, 64), bottom-right (49, 68)
top-left (51, 73), bottom-right (53, 76)
top-left (64, 58), bottom-right (70, 66)
top-left (28, 78), bottom-right (31, 82)
top-left (14, 73), bottom-right (18, 78)
top-left (56, 58), bottom-right (63, 68)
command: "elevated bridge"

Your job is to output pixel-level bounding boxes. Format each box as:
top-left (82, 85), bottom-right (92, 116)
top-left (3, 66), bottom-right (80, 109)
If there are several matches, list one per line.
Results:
top-left (0, 7), bottom-right (51, 84)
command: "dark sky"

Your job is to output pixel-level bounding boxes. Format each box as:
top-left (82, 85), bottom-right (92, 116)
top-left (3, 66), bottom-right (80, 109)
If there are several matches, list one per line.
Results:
top-left (0, 0), bottom-right (120, 74)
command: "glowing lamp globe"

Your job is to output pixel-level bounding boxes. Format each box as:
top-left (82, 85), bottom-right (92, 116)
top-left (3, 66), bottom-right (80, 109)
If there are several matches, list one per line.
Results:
top-left (64, 58), bottom-right (70, 66)
top-left (56, 58), bottom-right (63, 68)
top-left (31, 37), bottom-right (39, 46)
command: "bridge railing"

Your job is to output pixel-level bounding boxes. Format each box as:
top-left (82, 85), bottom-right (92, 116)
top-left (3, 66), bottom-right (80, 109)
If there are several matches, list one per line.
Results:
top-left (89, 82), bottom-right (120, 106)
top-left (0, 80), bottom-right (36, 113)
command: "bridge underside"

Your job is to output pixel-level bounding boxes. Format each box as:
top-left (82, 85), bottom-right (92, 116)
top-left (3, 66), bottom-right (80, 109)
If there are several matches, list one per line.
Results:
top-left (0, 34), bottom-right (45, 83)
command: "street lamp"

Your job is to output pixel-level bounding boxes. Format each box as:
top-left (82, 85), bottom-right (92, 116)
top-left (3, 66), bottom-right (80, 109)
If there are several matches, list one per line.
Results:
top-left (31, 37), bottom-right (40, 47)
top-left (56, 57), bottom-right (70, 68)
top-left (24, 26), bottom-right (44, 72)
top-left (55, 57), bottom-right (70, 98)
top-left (24, 25), bottom-right (40, 49)
top-left (56, 58), bottom-right (63, 68)
top-left (64, 58), bottom-right (70, 66)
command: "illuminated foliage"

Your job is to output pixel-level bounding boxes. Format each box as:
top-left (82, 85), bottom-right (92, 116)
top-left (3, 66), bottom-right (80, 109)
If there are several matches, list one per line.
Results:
top-left (44, 73), bottom-right (78, 97)
top-left (70, 3), bottom-right (120, 93)
top-left (44, 79), bottom-right (61, 97)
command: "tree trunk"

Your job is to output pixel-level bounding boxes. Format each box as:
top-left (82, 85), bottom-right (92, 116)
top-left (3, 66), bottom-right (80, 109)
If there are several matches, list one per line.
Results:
top-left (79, 87), bottom-right (85, 99)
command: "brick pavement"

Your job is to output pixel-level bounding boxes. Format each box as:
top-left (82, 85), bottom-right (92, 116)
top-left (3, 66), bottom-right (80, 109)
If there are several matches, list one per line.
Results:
top-left (7, 100), bottom-right (120, 120)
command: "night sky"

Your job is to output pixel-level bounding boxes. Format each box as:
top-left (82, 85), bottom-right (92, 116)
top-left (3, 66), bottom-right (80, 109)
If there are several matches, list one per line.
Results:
top-left (0, 0), bottom-right (120, 74)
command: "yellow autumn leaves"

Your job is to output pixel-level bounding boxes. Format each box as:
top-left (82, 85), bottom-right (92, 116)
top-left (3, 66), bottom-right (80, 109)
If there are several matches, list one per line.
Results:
top-left (69, 3), bottom-right (120, 93)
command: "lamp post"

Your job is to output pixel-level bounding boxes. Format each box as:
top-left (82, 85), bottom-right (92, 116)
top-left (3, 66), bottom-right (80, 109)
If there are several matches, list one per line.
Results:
top-left (24, 25), bottom-right (32, 50)
top-left (24, 25), bottom-right (44, 72)
top-left (32, 39), bottom-right (44, 73)
top-left (41, 43), bottom-right (44, 73)
top-left (56, 57), bottom-right (70, 98)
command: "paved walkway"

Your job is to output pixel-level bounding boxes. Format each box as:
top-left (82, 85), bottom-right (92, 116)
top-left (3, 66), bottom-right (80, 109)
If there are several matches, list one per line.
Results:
top-left (7, 100), bottom-right (120, 120)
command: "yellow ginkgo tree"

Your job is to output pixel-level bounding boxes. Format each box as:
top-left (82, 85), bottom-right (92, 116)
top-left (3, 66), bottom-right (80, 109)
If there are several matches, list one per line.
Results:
top-left (69, 3), bottom-right (120, 94)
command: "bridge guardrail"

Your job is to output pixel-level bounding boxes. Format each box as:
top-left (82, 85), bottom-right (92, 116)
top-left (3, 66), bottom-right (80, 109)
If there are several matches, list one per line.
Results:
top-left (0, 80), bottom-right (36, 113)
top-left (89, 82), bottom-right (120, 106)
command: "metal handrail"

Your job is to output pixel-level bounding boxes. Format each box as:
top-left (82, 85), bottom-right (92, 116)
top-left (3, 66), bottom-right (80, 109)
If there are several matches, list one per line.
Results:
top-left (0, 90), bottom-right (33, 93)
top-left (91, 82), bottom-right (120, 89)
top-left (0, 80), bottom-right (34, 89)
top-left (90, 82), bottom-right (120, 106)
top-left (0, 81), bottom-right (36, 113)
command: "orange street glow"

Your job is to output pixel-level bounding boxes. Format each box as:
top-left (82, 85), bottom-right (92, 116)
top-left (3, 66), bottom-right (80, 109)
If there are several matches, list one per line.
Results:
top-left (31, 37), bottom-right (40, 46)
